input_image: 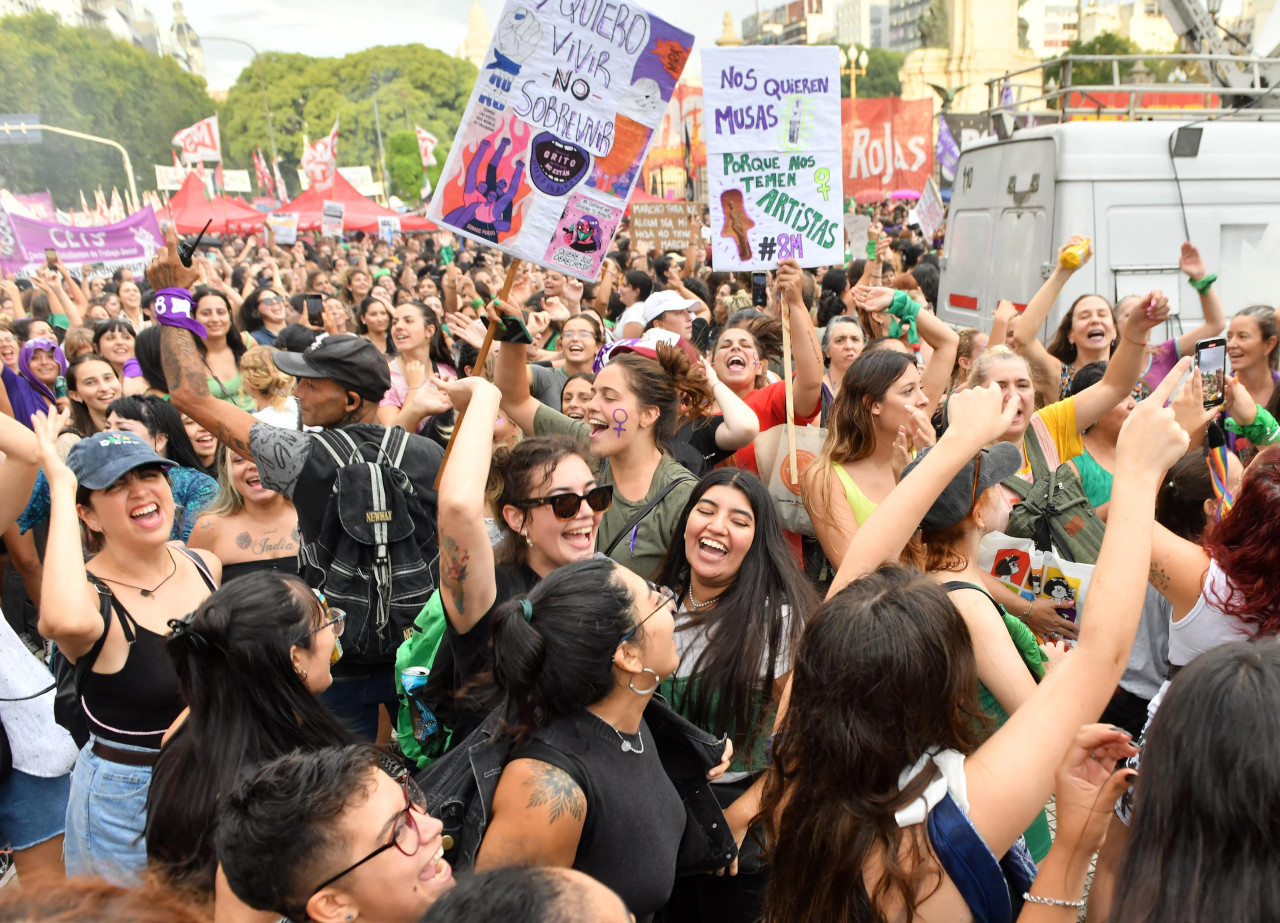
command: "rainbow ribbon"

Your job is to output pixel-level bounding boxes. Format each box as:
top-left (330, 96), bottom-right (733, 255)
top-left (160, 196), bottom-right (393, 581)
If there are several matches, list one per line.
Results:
top-left (1206, 422), bottom-right (1234, 519)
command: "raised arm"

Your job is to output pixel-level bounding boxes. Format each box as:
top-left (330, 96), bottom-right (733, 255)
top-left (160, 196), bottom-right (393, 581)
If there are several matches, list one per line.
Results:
top-left (490, 302), bottom-right (543, 436)
top-left (704, 358), bottom-right (760, 450)
top-left (1174, 241), bottom-right (1226, 356)
top-left (915, 307), bottom-right (959, 419)
top-left (435, 378), bottom-right (504, 634)
top-left (964, 358), bottom-right (1192, 859)
top-left (776, 259), bottom-right (823, 418)
top-left (53, 259), bottom-right (86, 324)
top-left (32, 409), bottom-right (107, 660)
top-left (148, 226), bottom-right (258, 460)
top-left (988, 299), bottom-right (1018, 351)
top-left (1071, 289), bottom-right (1170, 431)
top-left (0, 411), bottom-right (40, 530)
top-left (1013, 236), bottom-right (1091, 404)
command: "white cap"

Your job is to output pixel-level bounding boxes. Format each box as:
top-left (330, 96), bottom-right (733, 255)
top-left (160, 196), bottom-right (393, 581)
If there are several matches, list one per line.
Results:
top-left (640, 289), bottom-right (701, 325)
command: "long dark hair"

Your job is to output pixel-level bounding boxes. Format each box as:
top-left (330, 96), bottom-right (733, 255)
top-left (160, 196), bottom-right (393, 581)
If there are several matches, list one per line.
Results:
top-left (490, 435), bottom-right (593, 567)
top-left (106, 394), bottom-right (207, 471)
top-left (191, 286), bottom-right (248, 362)
top-left (653, 469), bottom-right (817, 756)
top-left (1109, 641), bottom-right (1280, 923)
top-left (1156, 449), bottom-right (1219, 542)
top-left (1045, 294), bottom-right (1117, 365)
top-left (759, 566), bottom-right (988, 923)
top-left (145, 572), bottom-right (353, 895)
top-left (357, 296), bottom-right (396, 356)
top-left (490, 557), bottom-right (635, 745)
top-left (65, 354), bottom-right (117, 437)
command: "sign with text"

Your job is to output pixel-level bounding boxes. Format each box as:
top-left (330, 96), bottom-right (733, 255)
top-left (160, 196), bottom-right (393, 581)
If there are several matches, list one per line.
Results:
top-left (702, 46), bottom-right (842, 271)
top-left (0, 206), bottom-right (161, 274)
top-left (378, 215), bottom-right (401, 244)
top-left (221, 169), bottom-right (252, 194)
top-left (628, 201), bottom-right (700, 254)
top-left (841, 98), bottom-right (933, 198)
top-left (267, 212), bottom-right (299, 245)
top-left (320, 201), bottom-right (344, 238)
top-left (428, 0), bottom-right (693, 281)
top-left (916, 176), bottom-right (944, 242)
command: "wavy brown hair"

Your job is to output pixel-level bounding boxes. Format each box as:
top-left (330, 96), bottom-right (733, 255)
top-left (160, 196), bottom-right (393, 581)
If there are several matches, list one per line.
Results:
top-left (758, 566), bottom-right (988, 923)
top-left (610, 343), bottom-right (713, 449)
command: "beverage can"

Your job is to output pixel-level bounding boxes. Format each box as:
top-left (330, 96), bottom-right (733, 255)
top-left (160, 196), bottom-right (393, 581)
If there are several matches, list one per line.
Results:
top-left (1059, 238), bottom-right (1091, 270)
top-left (401, 666), bottom-right (440, 743)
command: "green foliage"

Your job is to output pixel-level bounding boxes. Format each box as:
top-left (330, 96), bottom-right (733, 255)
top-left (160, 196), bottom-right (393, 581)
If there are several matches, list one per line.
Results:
top-left (219, 44), bottom-right (475, 203)
top-left (0, 12), bottom-right (211, 207)
top-left (857, 47), bottom-right (906, 99)
top-left (1047, 33), bottom-right (1144, 85)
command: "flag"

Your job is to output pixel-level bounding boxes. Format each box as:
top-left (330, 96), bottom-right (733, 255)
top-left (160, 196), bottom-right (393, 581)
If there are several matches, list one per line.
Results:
top-left (414, 125), bottom-right (438, 168)
top-left (79, 189), bottom-right (90, 215)
top-left (936, 117), bottom-right (961, 183)
top-left (172, 115), bottom-right (222, 163)
top-left (214, 162), bottom-right (225, 194)
top-left (1000, 82), bottom-right (1014, 109)
top-left (253, 147), bottom-right (275, 197)
top-left (683, 120), bottom-right (694, 201)
top-left (302, 117), bottom-right (339, 196)
top-left (94, 187), bottom-right (108, 221)
top-left (273, 159), bottom-right (289, 200)
top-left (109, 188), bottom-right (125, 222)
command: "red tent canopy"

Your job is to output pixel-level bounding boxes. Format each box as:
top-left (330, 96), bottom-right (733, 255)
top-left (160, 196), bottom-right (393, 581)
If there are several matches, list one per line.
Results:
top-left (272, 173), bottom-right (432, 233)
top-left (164, 173), bottom-right (265, 234)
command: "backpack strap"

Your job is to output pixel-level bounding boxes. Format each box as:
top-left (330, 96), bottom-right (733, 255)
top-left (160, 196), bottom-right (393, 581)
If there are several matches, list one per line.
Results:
top-left (941, 581), bottom-right (1005, 619)
top-left (314, 428), bottom-right (362, 468)
top-left (600, 475), bottom-right (694, 558)
top-left (926, 792), bottom-right (1020, 923)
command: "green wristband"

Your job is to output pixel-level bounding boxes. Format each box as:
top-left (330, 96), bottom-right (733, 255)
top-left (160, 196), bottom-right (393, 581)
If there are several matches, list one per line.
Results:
top-left (866, 241), bottom-right (877, 260)
top-left (1189, 273), bottom-right (1217, 295)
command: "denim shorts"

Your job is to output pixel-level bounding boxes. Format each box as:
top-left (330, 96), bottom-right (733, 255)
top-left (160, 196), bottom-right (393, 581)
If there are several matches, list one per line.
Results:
top-left (63, 737), bottom-right (157, 885)
top-left (0, 767), bottom-right (71, 850)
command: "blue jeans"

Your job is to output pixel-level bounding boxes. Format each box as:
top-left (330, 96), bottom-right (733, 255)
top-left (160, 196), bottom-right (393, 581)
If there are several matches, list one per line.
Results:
top-left (0, 767), bottom-right (71, 851)
top-left (319, 671), bottom-right (397, 741)
top-left (63, 737), bottom-right (157, 885)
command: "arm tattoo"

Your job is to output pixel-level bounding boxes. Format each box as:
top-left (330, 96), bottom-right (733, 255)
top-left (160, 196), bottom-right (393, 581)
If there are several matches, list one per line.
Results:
top-left (159, 325), bottom-right (211, 401)
top-left (441, 534), bottom-right (469, 613)
top-left (213, 420), bottom-right (253, 457)
top-left (524, 763), bottom-right (586, 824)
top-left (1149, 562), bottom-right (1171, 593)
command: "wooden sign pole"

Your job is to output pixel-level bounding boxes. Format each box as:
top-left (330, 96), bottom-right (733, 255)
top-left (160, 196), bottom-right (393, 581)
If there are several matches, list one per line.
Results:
top-left (780, 288), bottom-right (798, 485)
top-left (432, 258), bottom-right (521, 489)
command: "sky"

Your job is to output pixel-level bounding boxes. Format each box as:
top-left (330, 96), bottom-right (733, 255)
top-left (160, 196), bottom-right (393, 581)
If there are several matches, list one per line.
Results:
top-left (155, 0), bottom-right (752, 92)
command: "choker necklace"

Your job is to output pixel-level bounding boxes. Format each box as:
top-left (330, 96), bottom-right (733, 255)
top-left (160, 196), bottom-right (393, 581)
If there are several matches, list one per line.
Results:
top-left (592, 712), bottom-right (645, 754)
top-left (99, 547), bottom-right (177, 597)
top-left (686, 584), bottom-right (724, 610)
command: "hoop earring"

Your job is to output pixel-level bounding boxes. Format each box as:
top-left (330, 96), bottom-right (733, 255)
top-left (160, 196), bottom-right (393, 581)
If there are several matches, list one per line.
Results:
top-left (628, 667), bottom-right (660, 695)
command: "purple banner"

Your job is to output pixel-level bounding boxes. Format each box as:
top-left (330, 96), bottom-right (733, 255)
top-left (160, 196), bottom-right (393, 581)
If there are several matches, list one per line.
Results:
top-left (0, 206), bottom-right (162, 273)
top-left (13, 192), bottom-right (55, 222)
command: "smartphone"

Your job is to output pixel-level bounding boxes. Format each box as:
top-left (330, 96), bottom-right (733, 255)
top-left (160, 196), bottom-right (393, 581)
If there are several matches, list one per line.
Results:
top-left (54, 376), bottom-right (68, 400)
top-left (1195, 336), bottom-right (1227, 410)
top-left (304, 293), bottom-right (325, 326)
top-left (45, 248), bottom-right (57, 269)
top-left (751, 271), bottom-right (768, 307)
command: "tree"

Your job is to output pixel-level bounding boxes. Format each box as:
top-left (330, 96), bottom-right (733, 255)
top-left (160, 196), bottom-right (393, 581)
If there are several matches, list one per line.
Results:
top-left (0, 12), bottom-right (211, 206)
top-left (218, 44), bottom-right (475, 203)
top-left (1048, 33), bottom-right (1143, 86)
top-left (857, 47), bottom-right (906, 99)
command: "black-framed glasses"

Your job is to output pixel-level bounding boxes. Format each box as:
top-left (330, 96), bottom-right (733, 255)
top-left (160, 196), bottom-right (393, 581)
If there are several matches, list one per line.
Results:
top-left (309, 757), bottom-right (427, 896)
top-left (521, 485), bottom-right (614, 520)
top-left (622, 581), bottom-right (676, 642)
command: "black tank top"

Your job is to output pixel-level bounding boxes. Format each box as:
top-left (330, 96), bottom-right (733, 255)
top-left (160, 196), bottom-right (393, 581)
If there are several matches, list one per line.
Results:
top-left (220, 555), bottom-right (297, 584)
top-left (82, 548), bottom-right (218, 749)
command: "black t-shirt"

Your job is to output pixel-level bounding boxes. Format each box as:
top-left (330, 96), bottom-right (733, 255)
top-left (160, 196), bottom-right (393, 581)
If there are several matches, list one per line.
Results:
top-left (672, 416), bottom-right (731, 476)
top-left (427, 562), bottom-right (538, 745)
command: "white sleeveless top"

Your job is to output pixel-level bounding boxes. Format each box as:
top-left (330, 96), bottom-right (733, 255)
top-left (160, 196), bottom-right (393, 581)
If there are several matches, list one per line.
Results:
top-left (1167, 560), bottom-right (1251, 668)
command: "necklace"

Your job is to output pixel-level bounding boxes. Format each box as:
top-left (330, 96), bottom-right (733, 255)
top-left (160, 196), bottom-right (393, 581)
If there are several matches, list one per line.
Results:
top-left (99, 547), bottom-right (177, 597)
top-left (591, 712), bottom-right (645, 754)
top-left (686, 583), bottom-right (724, 610)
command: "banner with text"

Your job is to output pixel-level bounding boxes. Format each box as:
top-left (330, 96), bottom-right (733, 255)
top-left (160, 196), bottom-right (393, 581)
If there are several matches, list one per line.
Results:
top-left (0, 206), bottom-right (161, 274)
top-left (841, 98), bottom-right (933, 199)
top-left (702, 46), bottom-right (842, 270)
top-left (628, 201), bottom-right (701, 254)
top-left (427, 0), bottom-right (693, 281)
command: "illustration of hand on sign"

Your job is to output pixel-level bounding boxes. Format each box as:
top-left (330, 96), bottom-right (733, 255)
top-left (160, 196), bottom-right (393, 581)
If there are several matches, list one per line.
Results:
top-left (494, 7), bottom-right (542, 71)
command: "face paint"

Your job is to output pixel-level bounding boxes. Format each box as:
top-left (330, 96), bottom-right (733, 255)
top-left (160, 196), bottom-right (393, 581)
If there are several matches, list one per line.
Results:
top-left (612, 408), bottom-right (628, 437)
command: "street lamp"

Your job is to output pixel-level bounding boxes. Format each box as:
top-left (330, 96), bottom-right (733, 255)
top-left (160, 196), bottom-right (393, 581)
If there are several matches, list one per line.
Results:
top-left (838, 46), bottom-right (870, 97)
top-left (202, 36), bottom-right (278, 171)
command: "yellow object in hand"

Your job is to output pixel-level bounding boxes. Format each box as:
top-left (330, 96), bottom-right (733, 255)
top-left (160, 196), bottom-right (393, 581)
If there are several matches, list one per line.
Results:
top-left (1059, 238), bottom-right (1091, 270)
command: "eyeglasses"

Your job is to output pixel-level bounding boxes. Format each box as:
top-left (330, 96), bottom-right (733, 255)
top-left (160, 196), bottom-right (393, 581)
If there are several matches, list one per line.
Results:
top-left (521, 485), bottom-right (614, 520)
top-left (259, 296), bottom-right (282, 305)
top-left (622, 581), bottom-right (677, 642)
top-left (309, 756), bottom-right (428, 896)
top-left (311, 590), bottom-right (346, 637)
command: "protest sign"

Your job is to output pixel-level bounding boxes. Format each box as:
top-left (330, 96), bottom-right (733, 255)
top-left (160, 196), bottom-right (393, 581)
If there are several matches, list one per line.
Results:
top-left (841, 98), bottom-right (933, 198)
top-left (155, 164), bottom-right (185, 191)
top-left (702, 46), bottom-right (843, 270)
top-left (320, 201), bottom-right (344, 238)
top-left (378, 215), bottom-right (401, 244)
top-left (0, 206), bottom-right (162, 275)
top-left (338, 166), bottom-right (377, 197)
top-left (843, 213), bottom-right (871, 256)
top-left (628, 201), bottom-right (700, 254)
top-left (221, 169), bottom-right (252, 194)
top-left (267, 212), bottom-right (299, 245)
top-left (917, 176), bottom-right (945, 242)
top-left (427, 0), bottom-right (693, 281)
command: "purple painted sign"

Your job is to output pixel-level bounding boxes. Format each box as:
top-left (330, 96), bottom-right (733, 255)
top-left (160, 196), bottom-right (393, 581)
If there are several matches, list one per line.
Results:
top-left (0, 206), bottom-right (162, 273)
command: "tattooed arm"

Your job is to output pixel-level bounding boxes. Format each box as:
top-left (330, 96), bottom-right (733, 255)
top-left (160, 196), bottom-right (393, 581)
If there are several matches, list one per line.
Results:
top-left (1150, 520), bottom-right (1211, 622)
top-left (476, 759), bottom-right (586, 871)
top-left (437, 378), bottom-right (502, 633)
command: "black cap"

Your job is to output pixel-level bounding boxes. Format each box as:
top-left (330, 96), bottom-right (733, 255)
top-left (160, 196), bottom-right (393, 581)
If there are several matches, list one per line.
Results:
top-left (901, 441), bottom-right (1023, 532)
top-left (272, 334), bottom-right (391, 402)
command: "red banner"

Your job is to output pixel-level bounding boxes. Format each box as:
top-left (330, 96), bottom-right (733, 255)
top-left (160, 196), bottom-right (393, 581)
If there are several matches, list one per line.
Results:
top-left (841, 98), bottom-right (933, 198)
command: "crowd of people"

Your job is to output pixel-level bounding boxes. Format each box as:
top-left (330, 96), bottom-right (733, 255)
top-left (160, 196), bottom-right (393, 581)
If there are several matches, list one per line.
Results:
top-left (0, 206), bottom-right (1277, 923)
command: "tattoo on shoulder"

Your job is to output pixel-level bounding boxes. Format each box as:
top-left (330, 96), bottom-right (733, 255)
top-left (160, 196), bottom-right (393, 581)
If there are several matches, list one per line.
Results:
top-left (441, 534), bottom-right (469, 613)
top-left (524, 763), bottom-right (585, 824)
top-left (1150, 562), bottom-right (1171, 592)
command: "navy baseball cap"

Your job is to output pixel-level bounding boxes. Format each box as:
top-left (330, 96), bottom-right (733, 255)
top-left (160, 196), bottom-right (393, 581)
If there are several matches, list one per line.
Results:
top-left (68, 431), bottom-right (175, 490)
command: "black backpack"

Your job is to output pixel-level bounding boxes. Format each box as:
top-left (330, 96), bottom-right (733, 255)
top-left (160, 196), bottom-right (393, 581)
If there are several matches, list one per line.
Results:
top-left (299, 427), bottom-right (438, 668)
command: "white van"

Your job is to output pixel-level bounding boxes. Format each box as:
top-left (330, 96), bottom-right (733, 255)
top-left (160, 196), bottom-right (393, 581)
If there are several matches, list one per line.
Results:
top-left (936, 119), bottom-right (1280, 338)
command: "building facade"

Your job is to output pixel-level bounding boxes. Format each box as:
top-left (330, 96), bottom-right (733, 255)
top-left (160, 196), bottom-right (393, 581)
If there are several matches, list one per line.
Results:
top-left (1022, 0), bottom-right (1079, 58)
top-left (742, 0), bottom-right (837, 46)
top-left (887, 0), bottom-right (930, 52)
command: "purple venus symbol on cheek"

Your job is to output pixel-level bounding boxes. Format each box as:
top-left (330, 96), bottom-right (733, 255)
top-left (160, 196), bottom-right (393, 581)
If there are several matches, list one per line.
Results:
top-left (612, 408), bottom-right (628, 436)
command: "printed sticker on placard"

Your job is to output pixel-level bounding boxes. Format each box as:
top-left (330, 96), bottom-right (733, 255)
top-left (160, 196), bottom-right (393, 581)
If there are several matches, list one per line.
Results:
top-left (528, 133), bottom-right (591, 196)
top-left (543, 194), bottom-right (621, 277)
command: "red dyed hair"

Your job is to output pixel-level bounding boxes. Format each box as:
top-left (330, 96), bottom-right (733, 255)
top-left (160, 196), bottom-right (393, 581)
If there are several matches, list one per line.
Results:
top-left (1203, 445), bottom-right (1280, 635)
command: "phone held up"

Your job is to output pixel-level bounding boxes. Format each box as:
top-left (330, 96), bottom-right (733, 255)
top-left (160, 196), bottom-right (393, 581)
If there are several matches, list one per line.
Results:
top-left (751, 272), bottom-right (768, 308)
top-left (1195, 336), bottom-right (1227, 411)
top-left (304, 293), bottom-right (325, 326)
top-left (45, 248), bottom-right (58, 270)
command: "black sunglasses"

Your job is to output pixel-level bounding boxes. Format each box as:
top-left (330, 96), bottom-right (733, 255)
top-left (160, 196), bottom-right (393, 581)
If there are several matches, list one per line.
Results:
top-left (520, 485), bottom-right (613, 520)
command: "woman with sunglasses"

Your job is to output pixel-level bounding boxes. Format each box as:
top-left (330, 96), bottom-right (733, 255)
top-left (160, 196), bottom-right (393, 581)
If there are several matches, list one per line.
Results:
top-left (240, 287), bottom-right (289, 347)
top-left (216, 744), bottom-right (454, 923)
top-left (477, 556), bottom-right (733, 922)
top-left (145, 571), bottom-right (352, 910)
top-left (427, 376), bottom-right (609, 748)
